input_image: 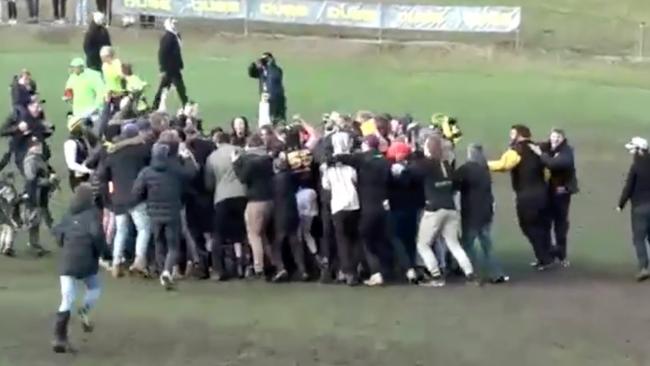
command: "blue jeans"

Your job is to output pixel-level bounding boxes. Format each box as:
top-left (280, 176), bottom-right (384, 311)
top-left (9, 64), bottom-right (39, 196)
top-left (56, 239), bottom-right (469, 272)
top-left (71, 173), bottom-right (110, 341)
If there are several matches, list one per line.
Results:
top-left (58, 274), bottom-right (101, 312)
top-left (462, 223), bottom-right (505, 279)
top-left (113, 203), bottom-right (151, 264)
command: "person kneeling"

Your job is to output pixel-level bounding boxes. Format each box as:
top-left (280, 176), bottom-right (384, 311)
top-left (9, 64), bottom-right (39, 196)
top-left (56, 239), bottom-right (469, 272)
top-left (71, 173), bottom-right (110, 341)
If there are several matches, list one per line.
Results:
top-left (51, 183), bottom-right (110, 353)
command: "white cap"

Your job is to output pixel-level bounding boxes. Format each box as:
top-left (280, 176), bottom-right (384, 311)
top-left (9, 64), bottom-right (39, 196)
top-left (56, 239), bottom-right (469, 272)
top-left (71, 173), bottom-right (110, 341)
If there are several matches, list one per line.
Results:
top-left (93, 12), bottom-right (105, 25)
top-left (625, 136), bottom-right (649, 153)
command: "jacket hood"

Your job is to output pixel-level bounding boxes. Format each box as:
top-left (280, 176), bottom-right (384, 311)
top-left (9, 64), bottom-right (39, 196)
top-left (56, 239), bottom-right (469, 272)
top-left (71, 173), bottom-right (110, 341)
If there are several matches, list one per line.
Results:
top-left (70, 184), bottom-right (95, 214)
top-left (151, 143), bottom-right (170, 170)
top-left (108, 135), bottom-right (144, 154)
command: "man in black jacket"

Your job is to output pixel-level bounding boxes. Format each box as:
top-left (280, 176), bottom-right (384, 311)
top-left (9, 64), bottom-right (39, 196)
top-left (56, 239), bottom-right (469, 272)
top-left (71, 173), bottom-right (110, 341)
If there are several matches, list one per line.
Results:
top-left (153, 18), bottom-right (188, 110)
top-left (233, 134), bottom-right (274, 279)
top-left (334, 135), bottom-right (392, 286)
top-left (51, 183), bottom-right (109, 353)
top-left (133, 143), bottom-right (197, 290)
top-left (248, 52), bottom-right (286, 124)
top-left (1, 100), bottom-right (53, 174)
top-left (83, 13), bottom-right (112, 73)
top-left (529, 128), bottom-right (578, 267)
top-left (490, 124), bottom-right (553, 270)
top-left (98, 124), bottom-right (152, 278)
top-left (618, 137), bottom-right (650, 281)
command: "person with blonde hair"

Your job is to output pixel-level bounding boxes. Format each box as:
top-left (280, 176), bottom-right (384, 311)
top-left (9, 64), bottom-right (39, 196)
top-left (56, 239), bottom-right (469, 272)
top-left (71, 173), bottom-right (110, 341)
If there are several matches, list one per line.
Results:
top-left (100, 46), bottom-right (126, 111)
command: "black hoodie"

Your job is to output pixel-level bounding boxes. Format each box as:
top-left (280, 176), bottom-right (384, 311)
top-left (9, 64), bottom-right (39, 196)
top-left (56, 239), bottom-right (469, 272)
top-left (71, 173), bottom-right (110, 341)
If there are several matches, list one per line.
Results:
top-left (132, 143), bottom-right (197, 223)
top-left (52, 184), bottom-right (109, 278)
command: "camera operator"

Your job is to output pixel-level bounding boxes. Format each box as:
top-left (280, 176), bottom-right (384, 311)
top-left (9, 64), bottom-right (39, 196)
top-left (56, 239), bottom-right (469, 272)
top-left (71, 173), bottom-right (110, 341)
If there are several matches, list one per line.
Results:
top-left (248, 52), bottom-right (286, 124)
top-left (1, 100), bottom-right (53, 174)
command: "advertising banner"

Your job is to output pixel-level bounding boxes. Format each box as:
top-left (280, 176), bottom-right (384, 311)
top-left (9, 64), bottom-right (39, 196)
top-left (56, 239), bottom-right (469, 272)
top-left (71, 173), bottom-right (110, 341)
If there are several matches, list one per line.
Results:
top-left (383, 5), bottom-right (521, 33)
top-left (113, 0), bottom-right (245, 19)
top-left (112, 0), bottom-right (520, 33)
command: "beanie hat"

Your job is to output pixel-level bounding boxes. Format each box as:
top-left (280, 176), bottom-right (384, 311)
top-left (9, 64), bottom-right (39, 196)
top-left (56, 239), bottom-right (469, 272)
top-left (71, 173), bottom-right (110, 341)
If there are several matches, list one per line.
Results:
top-left (152, 143), bottom-right (170, 161)
top-left (121, 123), bottom-right (139, 139)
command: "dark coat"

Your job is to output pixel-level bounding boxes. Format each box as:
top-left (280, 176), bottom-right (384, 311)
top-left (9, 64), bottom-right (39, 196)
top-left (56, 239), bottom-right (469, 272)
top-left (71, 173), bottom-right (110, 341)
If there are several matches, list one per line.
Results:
top-left (511, 140), bottom-right (548, 196)
top-left (388, 159), bottom-right (425, 211)
top-left (1, 111), bottom-right (53, 172)
top-left (619, 153), bottom-right (650, 210)
top-left (405, 157), bottom-right (456, 212)
top-left (233, 149), bottom-right (274, 202)
top-left (53, 185), bottom-right (109, 278)
top-left (83, 23), bottom-right (112, 72)
top-left (335, 151), bottom-right (391, 213)
top-left (132, 145), bottom-right (197, 224)
top-left (272, 169), bottom-right (299, 232)
top-left (10, 76), bottom-right (37, 108)
top-left (540, 140), bottom-right (579, 195)
top-left (185, 138), bottom-right (216, 232)
top-left (159, 31), bottom-right (184, 74)
top-left (455, 161), bottom-right (494, 230)
top-left (248, 62), bottom-right (285, 100)
top-left (98, 136), bottom-right (152, 214)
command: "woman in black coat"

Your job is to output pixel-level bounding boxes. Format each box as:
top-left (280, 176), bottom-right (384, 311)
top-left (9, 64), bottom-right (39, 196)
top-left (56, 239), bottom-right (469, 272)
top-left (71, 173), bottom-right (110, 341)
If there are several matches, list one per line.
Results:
top-left (455, 144), bottom-right (508, 284)
top-left (51, 183), bottom-right (110, 353)
top-left (269, 154), bottom-right (307, 282)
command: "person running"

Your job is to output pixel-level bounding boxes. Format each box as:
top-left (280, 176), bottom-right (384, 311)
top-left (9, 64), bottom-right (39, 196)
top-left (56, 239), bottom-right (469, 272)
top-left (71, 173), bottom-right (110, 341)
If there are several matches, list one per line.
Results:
top-left (51, 183), bottom-right (109, 353)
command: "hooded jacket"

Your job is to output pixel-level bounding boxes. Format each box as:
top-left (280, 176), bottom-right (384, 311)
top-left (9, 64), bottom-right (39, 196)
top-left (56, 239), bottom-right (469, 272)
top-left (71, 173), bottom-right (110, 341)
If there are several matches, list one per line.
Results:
top-left (83, 22), bottom-right (112, 72)
top-left (132, 143), bottom-right (197, 223)
top-left (455, 160), bottom-right (494, 230)
top-left (52, 184), bottom-right (109, 278)
top-left (233, 148), bottom-right (274, 202)
top-left (98, 135), bottom-right (152, 214)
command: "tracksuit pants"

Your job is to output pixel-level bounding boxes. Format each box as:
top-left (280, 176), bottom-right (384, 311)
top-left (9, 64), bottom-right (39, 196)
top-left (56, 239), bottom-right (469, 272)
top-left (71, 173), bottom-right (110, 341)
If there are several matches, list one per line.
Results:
top-left (416, 209), bottom-right (473, 277)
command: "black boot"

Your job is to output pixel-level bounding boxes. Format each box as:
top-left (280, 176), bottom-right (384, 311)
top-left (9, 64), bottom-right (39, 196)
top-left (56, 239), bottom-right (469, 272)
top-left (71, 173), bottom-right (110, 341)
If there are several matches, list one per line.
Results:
top-left (52, 311), bottom-right (71, 353)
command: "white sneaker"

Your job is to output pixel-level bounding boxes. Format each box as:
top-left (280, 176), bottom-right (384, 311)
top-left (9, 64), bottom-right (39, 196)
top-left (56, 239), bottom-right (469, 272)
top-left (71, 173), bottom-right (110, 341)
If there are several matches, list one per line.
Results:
top-left (419, 276), bottom-right (445, 288)
top-left (8, 20), bottom-right (17, 26)
top-left (406, 268), bottom-right (418, 284)
top-left (160, 271), bottom-right (174, 290)
top-left (363, 273), bottom-right (384, 287)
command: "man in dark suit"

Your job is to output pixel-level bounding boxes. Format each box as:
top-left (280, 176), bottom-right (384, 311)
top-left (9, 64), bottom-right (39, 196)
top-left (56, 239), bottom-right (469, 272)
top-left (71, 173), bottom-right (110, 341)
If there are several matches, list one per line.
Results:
top-left (153, 18), bottom-right (189, 110)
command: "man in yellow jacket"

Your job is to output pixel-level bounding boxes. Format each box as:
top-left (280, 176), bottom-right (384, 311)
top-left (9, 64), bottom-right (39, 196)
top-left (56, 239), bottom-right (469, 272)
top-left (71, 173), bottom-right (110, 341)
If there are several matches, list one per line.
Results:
top-left (489, 124), bottom-right (553, 270)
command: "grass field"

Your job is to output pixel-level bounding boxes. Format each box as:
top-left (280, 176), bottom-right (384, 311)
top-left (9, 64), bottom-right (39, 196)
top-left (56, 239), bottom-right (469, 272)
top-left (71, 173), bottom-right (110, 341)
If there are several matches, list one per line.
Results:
top-left (1, 26), bottom-right (650, 366)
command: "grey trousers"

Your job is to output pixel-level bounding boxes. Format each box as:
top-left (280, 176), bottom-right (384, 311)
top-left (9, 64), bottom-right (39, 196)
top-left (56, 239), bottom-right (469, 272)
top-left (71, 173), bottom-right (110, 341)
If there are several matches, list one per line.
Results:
top-left (416, 209), bottom-right (473, 277)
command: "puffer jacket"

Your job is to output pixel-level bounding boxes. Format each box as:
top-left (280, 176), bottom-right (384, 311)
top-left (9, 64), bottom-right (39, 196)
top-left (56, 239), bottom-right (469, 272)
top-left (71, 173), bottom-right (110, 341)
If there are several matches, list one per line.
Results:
top-left (132, 143), bottom-right (197, 223)
top-left (52, 184), bottom-right (109, 279)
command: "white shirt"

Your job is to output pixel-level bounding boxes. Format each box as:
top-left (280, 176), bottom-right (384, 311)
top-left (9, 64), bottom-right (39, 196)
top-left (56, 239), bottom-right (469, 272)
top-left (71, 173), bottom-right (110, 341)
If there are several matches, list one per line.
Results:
top-left (296, 188), bottom-right (318, 217)
top-left (258, 99), bottom-right (271, 128)
top-left (63, 139), bottom-right (92, 177)
top-left (321, 164), bottom-right (359, 214)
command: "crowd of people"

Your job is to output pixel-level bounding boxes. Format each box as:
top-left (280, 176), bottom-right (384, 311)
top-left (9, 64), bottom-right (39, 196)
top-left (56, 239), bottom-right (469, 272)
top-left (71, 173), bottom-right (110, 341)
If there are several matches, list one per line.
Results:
top-left (6, 15), bottom-right (650, 355)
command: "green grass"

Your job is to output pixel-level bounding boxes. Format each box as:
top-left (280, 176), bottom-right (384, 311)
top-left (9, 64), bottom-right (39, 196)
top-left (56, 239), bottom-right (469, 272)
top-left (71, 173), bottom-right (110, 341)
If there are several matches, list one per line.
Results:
top-left (2, 27), bottom-right (650, 366)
